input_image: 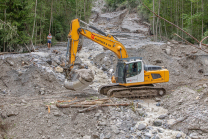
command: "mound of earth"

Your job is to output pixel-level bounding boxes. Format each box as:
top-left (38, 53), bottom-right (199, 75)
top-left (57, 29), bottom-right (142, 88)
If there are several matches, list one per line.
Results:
top-left (162, 81), bottom-right (208, 138)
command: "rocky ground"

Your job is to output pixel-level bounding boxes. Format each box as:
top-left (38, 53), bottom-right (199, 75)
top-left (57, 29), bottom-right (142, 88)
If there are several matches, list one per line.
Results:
top-left (0, 0), bottom-right (208, 139)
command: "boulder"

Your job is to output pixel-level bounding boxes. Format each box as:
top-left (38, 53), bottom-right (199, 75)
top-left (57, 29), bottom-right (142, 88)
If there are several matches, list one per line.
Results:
top-left (203, 84), bottom-right (207, 88)
top-left (153, 120), bottom-right (162, 126)
top-left (83, 135), bottom-right (91, 139)
top-left (6, 58), bottom-right (14, 66)
top-left (55, 66), bottom-right (63, 73)
top-left (176, 133), bottom-right (182, 138)
top-left (138, 124), bottom-right (146, 130)
top-left (158, 115), bottom-right (167, 119)
top-left (75, 69), bottom-right (94, 82)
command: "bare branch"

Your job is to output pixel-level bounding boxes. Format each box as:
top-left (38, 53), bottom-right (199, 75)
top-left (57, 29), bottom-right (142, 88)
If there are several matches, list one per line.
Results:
top-left (174, 33), bottom-right (208, 53)
top-left (139, 0), bottom-right (208, 47)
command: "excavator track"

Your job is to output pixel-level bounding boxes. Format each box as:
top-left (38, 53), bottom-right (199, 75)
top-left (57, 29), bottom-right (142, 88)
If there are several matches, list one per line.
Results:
top-left (99, 84), bottom-right (166, 98)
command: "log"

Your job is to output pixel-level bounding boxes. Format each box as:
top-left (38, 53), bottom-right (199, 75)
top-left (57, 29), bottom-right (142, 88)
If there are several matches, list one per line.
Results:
top-left (78, 105), bottom-right (98, 113)
top-left (0, 52), bottom-right (19, 55)
top-left (56, 103), bottom-right (130, 108)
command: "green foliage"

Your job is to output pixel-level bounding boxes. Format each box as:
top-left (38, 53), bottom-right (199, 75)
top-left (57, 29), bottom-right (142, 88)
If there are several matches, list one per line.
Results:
top-left (203, 30), bottom-right (208, 43)
top-left (105, 0), bottom-right (131, 11)
top-left (138, 0), bottom-right (208, 42)
top-left (0, 0), bottom-right (93, 52)
top-left (127, 0), bottom-right (139, 8)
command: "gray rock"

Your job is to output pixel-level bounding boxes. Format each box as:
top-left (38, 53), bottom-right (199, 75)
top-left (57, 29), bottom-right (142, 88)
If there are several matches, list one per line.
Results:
top-left (88, 55), bottom-right (92, 59)
top-left (147, 126), bottom-right (153, 130)
top-left (39, 88), bottom-right (45, 95)
top-left (178, 99), bottom-right (183, 105)
top-left (33, 58), bottom-right (39, 62)
top-left (83, 135), bottom-right (91, 139)
top-left (54, 111), bottom-right (62, 117)
top-left (152, 130), bottom-right (158, 134)
top-left (46, 60), bottom-right (52, 65)
top-left (95, 113), bottom-right (100, 117)
top-left (130, 127), bottom-right (134, 131)
top-left (138, 110), bottom-right (146, 116)
top-left (75, 69), bottom-right (94, 82)
top-left (100, 133), bottom-right (105, 139)
top-left (129, 135), bottom-right (134, 139)
top-left (6, 59), bottom-right (14, 66)
top-left (171, 40), bottom-right (179, 44)
top-left (126, 116), bottom-right (131, 121)
top-left (136, 132), bottom-right (142, 137)
top-left (92, 132), bottom-right (99, 138)
top-left (157, 129), bottom-right (163, 133)
top-left (111, 115), bottom-right (116, 120)
top-left (101, 65), bottom-right (108, 71)
top-left (104, 133), bottom-right (111, 139)
top-left (166, 48), bottom-right (171, 55)
top-left (7, 110), bottom-right (18, 117)
top-left (144, 133), bottom-right (152, 138)
top-left (203, 84), bottom-right (207, 88)
top-left (137, 103), bottom-right (142, 108)
top-left (204, 97), bottom-right (208, 102)
top-left (189, 133), bottom-right (199, 139)
top-left (152, 136), bottom-right (160, 139)
top-left (98, 121), bottom-right (107, 126)
top-left (155, 97), bottom-right (161, 102)
top-left (176, 133), bottom-right (182, 138)
top-left (153, 120), bottom-right (162, 126)
top-left (2, 90), bottom-right (6, 94)
top-left (156, 102), bottom-right (160, 106)
top-left (138, 124), bottom-right (146, 130)
top-left (111, 125), bottom-right (120, 134)
top-left (158, 115), bottom-right (167, 119)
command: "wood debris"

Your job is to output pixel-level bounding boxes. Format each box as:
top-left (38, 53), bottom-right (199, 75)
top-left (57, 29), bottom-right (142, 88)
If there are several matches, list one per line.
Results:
top-left (46, 105), bottom-right (51, 113)
top-left (0, 52), bottom-right (19, 55)
top-left (55, 98), bottom-right (130, 112)
top-left (52, 50), bottom-right (59, 54)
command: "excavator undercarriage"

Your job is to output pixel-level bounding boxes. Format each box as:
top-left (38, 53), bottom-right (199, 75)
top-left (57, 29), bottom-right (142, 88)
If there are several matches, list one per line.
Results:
top-left (99, 84), bottom-right (166, 98)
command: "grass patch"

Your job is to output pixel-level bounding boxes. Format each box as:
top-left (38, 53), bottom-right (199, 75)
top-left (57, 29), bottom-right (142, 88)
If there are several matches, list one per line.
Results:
top-left (197, 88), bottom-right (203, 93)
top-left (130, 102), bottom-right (136, 112)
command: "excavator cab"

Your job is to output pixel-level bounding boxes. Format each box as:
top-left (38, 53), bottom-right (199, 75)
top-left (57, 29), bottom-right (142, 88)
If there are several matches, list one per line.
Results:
top-left (116, 57), bottom-right (144, 84)
top-left (115, 57), bottom-right (168, 86)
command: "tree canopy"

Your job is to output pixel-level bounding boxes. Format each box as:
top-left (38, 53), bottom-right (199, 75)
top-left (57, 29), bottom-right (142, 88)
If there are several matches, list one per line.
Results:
top-left (0, 0), bottom-right (93, 52)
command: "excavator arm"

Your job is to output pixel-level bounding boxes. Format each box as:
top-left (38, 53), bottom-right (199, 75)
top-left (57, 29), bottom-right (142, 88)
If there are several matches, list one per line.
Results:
top-left (68, 19), bottom-right (128, 67)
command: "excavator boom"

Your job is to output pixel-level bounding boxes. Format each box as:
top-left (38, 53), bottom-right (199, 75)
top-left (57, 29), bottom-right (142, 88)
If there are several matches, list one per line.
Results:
top-left (68, 19), bottom-right (128, 67)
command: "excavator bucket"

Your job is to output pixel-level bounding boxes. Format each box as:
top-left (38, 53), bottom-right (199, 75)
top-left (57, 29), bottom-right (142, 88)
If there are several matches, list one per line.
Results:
top-left (64, 69), bottom-right (94, 91)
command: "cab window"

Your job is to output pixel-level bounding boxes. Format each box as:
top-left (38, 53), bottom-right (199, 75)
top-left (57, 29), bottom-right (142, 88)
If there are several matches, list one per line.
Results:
top-left (126, 63), bottom-right (137, 78)
top-left (137, 61), bottom-right (142, 74)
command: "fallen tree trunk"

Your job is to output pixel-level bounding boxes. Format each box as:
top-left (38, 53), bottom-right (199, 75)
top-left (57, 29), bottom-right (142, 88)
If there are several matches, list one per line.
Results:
top-left (56, 103), bottom-right (130, 108)
top-left (0, 52), bottom-right (19, 55)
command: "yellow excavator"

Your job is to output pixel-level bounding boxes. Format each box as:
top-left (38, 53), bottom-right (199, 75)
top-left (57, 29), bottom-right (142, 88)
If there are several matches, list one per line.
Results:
top-left (65, 18), bottom-right (169, 98)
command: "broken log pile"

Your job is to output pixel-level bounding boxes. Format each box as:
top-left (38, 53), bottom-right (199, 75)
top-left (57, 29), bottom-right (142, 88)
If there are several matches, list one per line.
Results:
top-left (46, 98), bottom-right (130, 113)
